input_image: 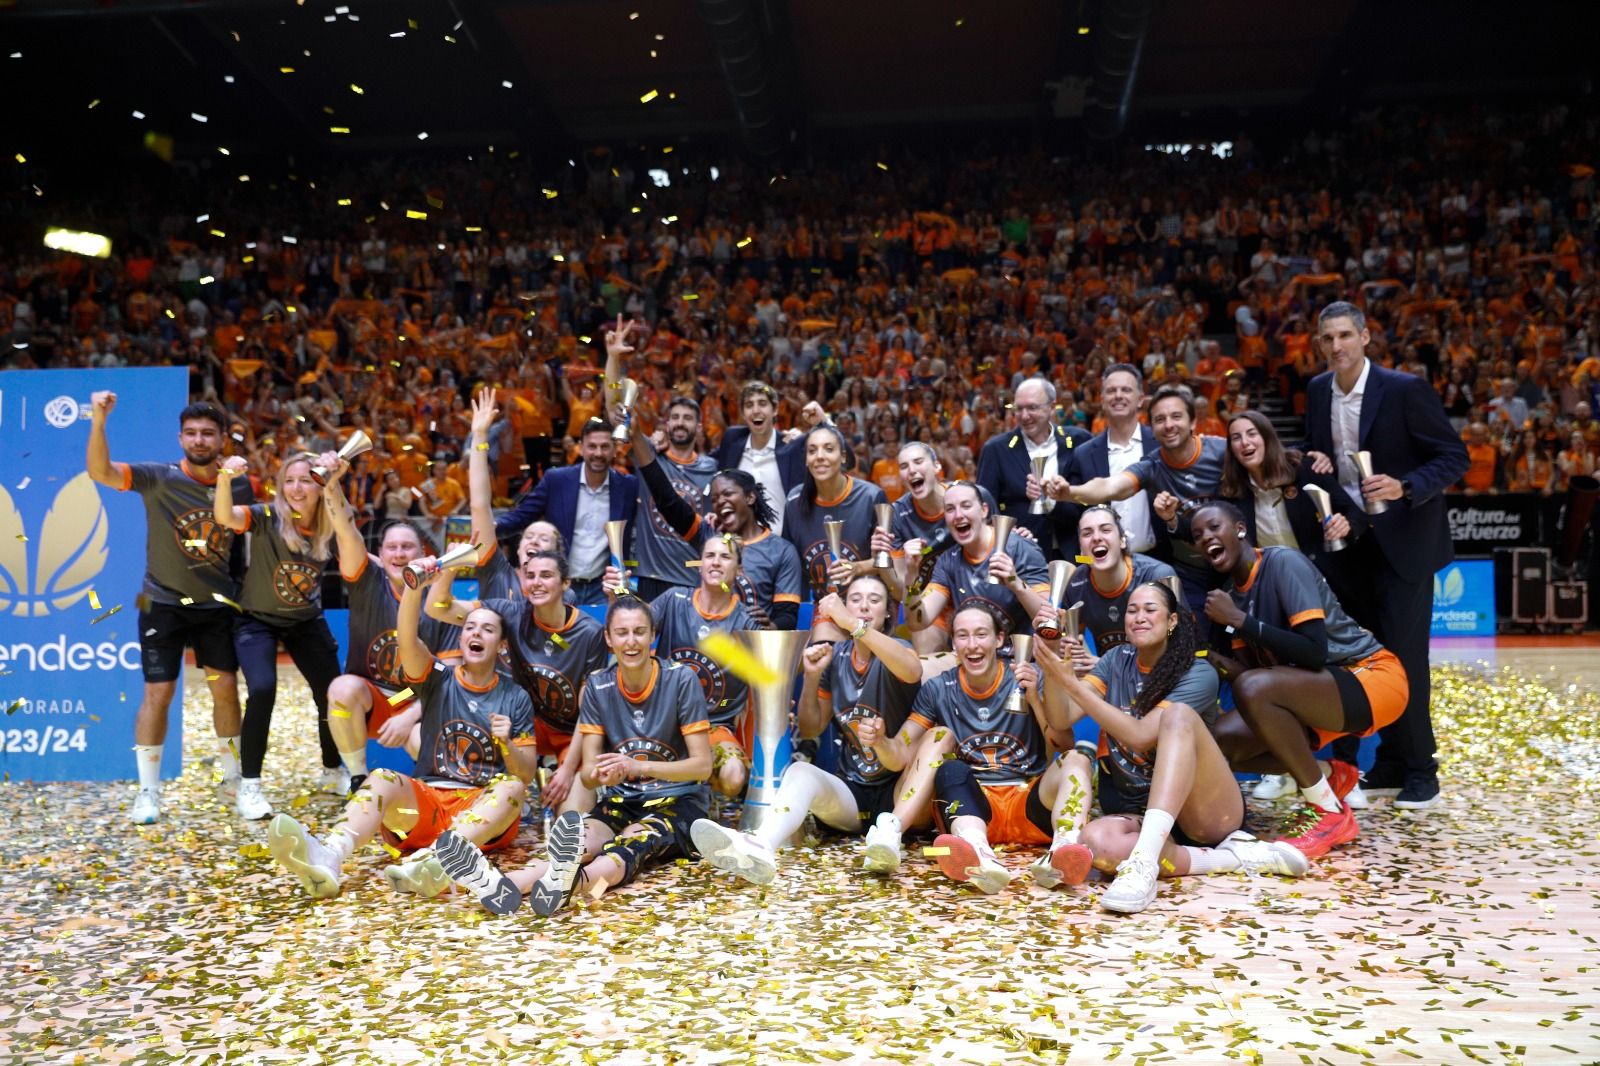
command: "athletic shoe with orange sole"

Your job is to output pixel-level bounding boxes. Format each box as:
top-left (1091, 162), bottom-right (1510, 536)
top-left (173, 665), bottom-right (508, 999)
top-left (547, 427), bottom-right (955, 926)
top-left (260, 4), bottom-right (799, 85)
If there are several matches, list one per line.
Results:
top-left (1028, 841), bottom-right (1095, 889)
top-left (1277, 801), bottom-right (1360, 859)
top-left (930, 833), bottom-right (1012, 894)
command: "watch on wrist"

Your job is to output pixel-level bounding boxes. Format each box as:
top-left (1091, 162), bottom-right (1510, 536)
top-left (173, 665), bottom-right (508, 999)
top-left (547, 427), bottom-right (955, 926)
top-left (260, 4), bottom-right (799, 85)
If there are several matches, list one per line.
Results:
top-left (1401, 477), bottom-right (1414, 501)
top-left (849, 618), bottom-right (869, 641)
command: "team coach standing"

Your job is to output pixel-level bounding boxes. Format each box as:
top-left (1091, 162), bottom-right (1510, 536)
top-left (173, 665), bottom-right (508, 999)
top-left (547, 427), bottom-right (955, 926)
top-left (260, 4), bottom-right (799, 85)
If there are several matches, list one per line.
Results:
top-left (1306, 301), bottom-right (1469, 810)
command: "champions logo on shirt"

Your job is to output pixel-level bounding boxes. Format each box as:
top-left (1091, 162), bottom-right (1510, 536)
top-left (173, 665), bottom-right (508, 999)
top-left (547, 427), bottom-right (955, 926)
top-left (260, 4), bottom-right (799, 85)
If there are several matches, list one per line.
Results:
top-left (614, 737), bottom-right (678, 792)
top-left (958, 730), bottom-right (1034, 776)
top-left (432, 715), bottom-right (497, 786)
top-left (525, 662), bottom-right (579, 729)
top-left (668, 645), bottom-right (727, 707)
top-left (272, 561), bottom-right (321, 608)
top-left (835, 702), bottom-right (888, 778)
top-left (366, 630), bottom-right (402, 686)
top-left (173, 505), bottom-right (233, 562)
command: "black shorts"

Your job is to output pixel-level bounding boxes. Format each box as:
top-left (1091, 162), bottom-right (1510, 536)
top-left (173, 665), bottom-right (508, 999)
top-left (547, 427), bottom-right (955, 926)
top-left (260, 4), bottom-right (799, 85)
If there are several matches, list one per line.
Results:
top-left (138, 602), bottom-right (239, 683)
top-left (1095, 765), bottom-right (1243, 848)
top-left (1326, 664), bottom-right (1375, 737)
top-left (588, 790), bottom-right (709, 860)
top-left (813, 776), bottom-right (897, 836)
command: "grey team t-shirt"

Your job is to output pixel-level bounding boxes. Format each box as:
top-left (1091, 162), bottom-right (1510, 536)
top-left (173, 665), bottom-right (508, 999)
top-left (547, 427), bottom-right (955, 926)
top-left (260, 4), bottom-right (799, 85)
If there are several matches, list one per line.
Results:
top-left (577, 660), bottom-right (710, 801)
top-left (481, 598), bottom-right (608, 734)
top-left (908, 666), bottom-right (1048, 785)
top-left (121, 461), bottom-right (253, 607)
top-left (409, 663), bottom-right (536, 788)
top-left (238, 503), bottom-right (325, 625)
top-left (1065, 553), bottom-right (1176, 654)
top-left (634, 450), bottom-right (719, 588)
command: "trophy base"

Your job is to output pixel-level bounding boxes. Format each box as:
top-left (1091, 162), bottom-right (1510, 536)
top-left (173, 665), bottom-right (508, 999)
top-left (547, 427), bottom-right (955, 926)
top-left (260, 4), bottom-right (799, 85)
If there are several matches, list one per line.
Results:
top-left (1365, 502), bottom-right (1389, 516)
top-left (1326, 538), bottom-right (1348, 552)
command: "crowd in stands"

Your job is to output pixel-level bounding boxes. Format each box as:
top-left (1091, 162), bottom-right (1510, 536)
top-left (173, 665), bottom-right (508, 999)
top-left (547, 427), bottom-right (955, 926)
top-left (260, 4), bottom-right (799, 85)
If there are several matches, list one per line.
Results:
top-left (3, 100), bottom-right (1598, 524)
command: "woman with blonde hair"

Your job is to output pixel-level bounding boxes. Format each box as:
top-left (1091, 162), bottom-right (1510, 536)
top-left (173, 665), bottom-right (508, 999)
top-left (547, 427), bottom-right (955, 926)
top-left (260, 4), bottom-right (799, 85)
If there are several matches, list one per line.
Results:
top-left (215, 450), bottom-right (346, 819)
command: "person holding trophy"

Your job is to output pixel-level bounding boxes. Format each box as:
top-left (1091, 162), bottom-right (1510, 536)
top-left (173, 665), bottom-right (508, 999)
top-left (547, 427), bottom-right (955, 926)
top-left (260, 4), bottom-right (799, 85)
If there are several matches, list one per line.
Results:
top-left (689, 573), bottom-right (934, 883)
top-left (899, 482), bottom-right (1050, 643)
top-left (1055, 505), bottom-right (1178, 674)
top-left (782, 422), bottom-right (888, 612)
top-left (212, 449), bottom-right (348, 819)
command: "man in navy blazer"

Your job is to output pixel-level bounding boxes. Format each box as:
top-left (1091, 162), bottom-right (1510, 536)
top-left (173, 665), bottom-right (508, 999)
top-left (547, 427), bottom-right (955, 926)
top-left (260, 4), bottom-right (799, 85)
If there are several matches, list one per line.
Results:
top-left (494, 417), bottom-right (637, 605)
top-left (1305, 301), bottom-right (1469, 809)
top-left (977, 376), bottom-right (1092, 561)
top-left (1068, 363), bottom-right (1163, 558)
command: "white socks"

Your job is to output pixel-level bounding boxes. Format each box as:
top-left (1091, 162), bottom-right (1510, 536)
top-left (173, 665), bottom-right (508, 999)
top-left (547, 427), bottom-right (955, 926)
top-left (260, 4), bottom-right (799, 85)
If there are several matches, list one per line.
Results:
top-left (217, 736), bottom-right (241, 779)
top-left (953, 820), bottom-right (995, 858)
top-left (1051, 825), bottom-right (1081, 849)
top-left (875, 812), bottom-right (903, 836)
top-left (339, 748), bottom-right (369, 777)
top-left (1131, 808), bottom-right (1176, 868)
top-left (134, 745), bottom-right (162, 790)
top-left (1182, 845), bottom-right (1241, 875)
top-left (1301, 776), bottom-right (1340, 814)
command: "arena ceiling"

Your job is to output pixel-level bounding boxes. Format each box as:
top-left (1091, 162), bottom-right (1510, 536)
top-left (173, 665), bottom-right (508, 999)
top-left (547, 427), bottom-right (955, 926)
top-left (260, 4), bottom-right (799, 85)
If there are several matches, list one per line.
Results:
top-left (0, 0), bottom-right (1592, 162)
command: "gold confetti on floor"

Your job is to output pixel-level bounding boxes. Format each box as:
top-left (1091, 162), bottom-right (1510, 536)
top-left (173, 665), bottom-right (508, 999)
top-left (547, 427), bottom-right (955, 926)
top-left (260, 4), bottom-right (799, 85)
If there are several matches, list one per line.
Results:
top-left (2, 663), bottom-right (1598, 1063)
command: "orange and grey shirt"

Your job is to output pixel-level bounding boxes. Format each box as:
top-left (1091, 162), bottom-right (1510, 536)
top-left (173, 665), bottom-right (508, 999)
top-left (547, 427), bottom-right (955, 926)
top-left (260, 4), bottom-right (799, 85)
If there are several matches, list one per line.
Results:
top-left (578, 660), bottom-right (710, 801)
top-left (1221, 546), bottom-right (1381, 667)
top-left (236, 504), bottom-right (324, 625)
top-left (117, 460), bottom-right (252, 607)
top-left (908, 665), bottom-right (1047, 785)
top-left (650, 586), bottom-right (763, 728)
top-left (408, 662), bottom-right (535, 788)
top-left (1086, 646), bottom-right (1218, 803)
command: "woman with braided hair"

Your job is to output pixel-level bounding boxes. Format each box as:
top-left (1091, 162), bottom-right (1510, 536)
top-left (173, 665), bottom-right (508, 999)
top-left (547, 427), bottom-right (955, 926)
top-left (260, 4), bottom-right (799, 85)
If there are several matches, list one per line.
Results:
top-left (627, 429), bottom-right (803, 628)
top-left (1033, 581), bottom-right (1307, 914)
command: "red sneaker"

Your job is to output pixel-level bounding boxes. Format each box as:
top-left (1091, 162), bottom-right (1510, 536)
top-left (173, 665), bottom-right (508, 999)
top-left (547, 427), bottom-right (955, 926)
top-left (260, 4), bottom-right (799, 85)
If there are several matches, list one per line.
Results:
top-left (1277, 801), bottom-right (1360, 859)
top-left (1327, 760), bottom-right (1360, 803)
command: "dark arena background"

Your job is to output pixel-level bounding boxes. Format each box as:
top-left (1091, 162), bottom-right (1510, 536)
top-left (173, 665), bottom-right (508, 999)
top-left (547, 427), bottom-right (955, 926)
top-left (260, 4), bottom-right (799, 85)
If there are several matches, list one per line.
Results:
top-left (3, 1), bottom-right (1600, 1063)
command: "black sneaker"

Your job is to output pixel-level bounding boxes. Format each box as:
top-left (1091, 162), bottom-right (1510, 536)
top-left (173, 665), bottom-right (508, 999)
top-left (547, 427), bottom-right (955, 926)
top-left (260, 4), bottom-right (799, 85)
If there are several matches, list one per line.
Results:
top-left (434, 829), bottom-right (523, 915)
top-left (1394, 773), bottom-right (1442, 810)
top-left (528, 811), bottom-right (585, 917)
top-left (1360, 763), bottom-right (1404, 798)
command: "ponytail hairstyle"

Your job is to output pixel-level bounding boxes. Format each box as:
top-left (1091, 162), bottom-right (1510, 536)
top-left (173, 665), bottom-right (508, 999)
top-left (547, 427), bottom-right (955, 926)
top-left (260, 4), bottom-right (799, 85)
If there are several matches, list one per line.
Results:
top-left (1129, 580), bottom-right (1198, 715)
top-left (712, 467), bottom-right (778, 530)
top-left (1077, 503), bottom-right (1128, 558)
top-left (606, 593), bottom-right (655, 634)
top-left (276, 452), bottom-right (336, 562)
top-left (800, 422), bottom-right (849, 509)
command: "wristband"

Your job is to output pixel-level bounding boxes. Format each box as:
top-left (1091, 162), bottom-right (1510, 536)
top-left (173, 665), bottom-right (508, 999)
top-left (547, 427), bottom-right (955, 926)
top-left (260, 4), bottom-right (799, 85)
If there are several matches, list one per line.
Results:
top-left (849, 618), bottom-right (869, 641)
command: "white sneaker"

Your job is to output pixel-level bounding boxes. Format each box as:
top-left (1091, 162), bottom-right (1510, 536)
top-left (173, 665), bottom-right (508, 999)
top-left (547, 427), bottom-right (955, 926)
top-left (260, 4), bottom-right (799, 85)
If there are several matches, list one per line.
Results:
top-left (315, 767), bottom-right (351, 796)
top-left (1101, 852), bottom-right (1160, 914)
top-left (267, 814), bottom-right (343, 899)
top-left (433, 830), bottom-right (521, 915)
top-left (131, 787), bottom-right (161, 825)
top-left (217, 772), bottom-right (241, 800)
top-left (1343, 784), bottom-right (1370, 810)
top-left (1251, 774), bottom-right (1296, 800)
top-left (1215, 830), bottom-right (1309, 877)
top-left (235, 779), bottom-right (272, 820)
top-left (383, 851), bottom-right (451, 898)
top-left (690, 818), bottom-right (778, 885)
top-left (1028, 839), bottom-right (1094, 889)
top-left (861, 813), bottom-right (903, 874)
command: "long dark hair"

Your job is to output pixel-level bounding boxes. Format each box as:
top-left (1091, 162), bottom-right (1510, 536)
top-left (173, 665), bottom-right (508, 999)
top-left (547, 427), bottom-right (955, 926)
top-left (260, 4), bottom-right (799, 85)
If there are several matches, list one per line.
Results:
top-left (1219, 409), bottom-right (1303, 498)
top-left (1130, 581), bottom-right (1198, 715)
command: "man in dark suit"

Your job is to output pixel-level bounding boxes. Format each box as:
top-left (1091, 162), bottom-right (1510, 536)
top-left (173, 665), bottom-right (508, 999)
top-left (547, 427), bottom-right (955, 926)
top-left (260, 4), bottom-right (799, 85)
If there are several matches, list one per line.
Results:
top-left (976, 375), bottom-right (1092, 561)
top-left (1068, 363), bottom-right (1162, 557)
top-left (494, 418), bottom-right (638, 605)
top-left (1305, 301), bottom-right (1469, 809)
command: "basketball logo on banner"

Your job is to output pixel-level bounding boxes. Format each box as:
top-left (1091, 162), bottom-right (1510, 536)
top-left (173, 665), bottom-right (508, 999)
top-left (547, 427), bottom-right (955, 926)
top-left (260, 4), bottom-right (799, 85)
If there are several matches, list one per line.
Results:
top-left (0, 474), bottom-right (110, 617)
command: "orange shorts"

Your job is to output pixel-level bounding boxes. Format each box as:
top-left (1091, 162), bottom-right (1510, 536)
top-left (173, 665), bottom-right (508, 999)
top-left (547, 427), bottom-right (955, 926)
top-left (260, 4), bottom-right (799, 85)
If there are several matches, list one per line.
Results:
top-left (933, 777), bottom-right (1052, 847)
top-left (381, 778), bottom-right (520, 854)
top-left (360, 679), bottom-right (419, 740)
top-left (1314, 649), bottom-right (1409, 750)
top-left (535, 718), bottom-right (574, 763)
top-left (708, 715), bottom-right (754, 761)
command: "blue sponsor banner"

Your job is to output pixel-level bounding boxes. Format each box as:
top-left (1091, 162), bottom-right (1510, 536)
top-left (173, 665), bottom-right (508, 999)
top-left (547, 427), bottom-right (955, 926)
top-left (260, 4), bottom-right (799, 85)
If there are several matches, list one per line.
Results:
top-left (1431, 559), bottom-right (1495, 637)
top-left (0, 368), bottom-right (190, 781)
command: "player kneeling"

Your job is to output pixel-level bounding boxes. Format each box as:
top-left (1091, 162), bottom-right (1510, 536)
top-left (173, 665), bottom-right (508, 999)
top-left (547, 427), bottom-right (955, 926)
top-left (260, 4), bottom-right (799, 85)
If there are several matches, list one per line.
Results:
top-left (434, 596), bottom-right (714, 916)
top-left (267, 573), bottom-right (536, 909)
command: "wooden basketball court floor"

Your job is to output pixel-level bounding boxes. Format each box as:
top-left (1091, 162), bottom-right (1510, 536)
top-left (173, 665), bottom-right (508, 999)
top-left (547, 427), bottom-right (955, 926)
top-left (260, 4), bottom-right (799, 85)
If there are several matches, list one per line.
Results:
top-left (2, 636), bottom-right (1597, 1064)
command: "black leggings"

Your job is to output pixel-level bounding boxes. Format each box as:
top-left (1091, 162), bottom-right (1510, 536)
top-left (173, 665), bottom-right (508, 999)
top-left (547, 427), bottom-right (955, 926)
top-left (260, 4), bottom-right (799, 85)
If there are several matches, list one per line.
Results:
top-left (235, 614), bottom-right (343, 777)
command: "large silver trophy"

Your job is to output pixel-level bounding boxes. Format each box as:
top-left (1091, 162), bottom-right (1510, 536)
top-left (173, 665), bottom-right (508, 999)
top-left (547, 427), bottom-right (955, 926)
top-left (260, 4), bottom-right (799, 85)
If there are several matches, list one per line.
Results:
top-left (1035, 559), bottom-right (1074, 639)
top-left (402, 540), bottom-right (480, 589)
top-left (736, 628), bottom-right (811, 837)
top-left (310, 429), bottom-right (372, 486)
top-left (1006, 634), bottom-right (1033, 712)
